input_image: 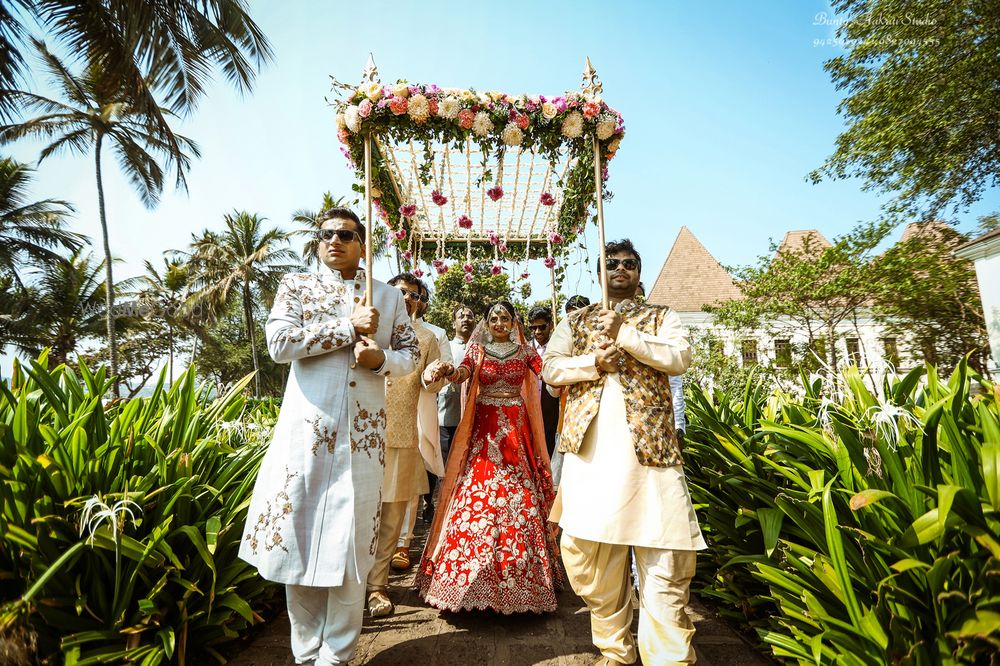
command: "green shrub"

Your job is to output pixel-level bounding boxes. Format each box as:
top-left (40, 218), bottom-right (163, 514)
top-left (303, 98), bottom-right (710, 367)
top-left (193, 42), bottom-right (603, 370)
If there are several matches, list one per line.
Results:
top-left (685, 360), bottom-right (1000, 664)
top-left (0, 352), bottom-right (278, 664)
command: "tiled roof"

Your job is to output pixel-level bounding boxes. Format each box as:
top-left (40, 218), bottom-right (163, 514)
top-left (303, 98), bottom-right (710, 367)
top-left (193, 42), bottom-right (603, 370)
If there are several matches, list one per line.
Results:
top-left (775, 230), bottom-right (831, 257)
top-left (647, 226), bottom-right (742, 313)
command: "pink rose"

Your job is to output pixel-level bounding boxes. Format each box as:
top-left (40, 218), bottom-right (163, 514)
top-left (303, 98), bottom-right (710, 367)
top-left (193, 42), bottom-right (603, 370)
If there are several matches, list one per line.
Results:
top-left (458, 109), bottom-right (475, 129)
top-left (393, 229), bottom-right (407, 241)
top-left (487, 230), bottom-right (500, 246)
top-left (463, 263), bottom-right (474, 273)
top-left (544, 256), bottom-right (556, 269)
top-left (358, 99), bottom-right (373, 118)
top-left (539, 192), bottom-right (555, 206)
top-left (583, 101), bottom-right (601, 119)
top-left (428, 98), bottom-right (439, 116)
top-left (337, 128), bottom-right (350, 144)
top-left (399, 204), bottom-right (416, 218)
top-left (413, 269), bottom-right (425, 278)
top-left (402, 250), bottom-right (413, 261)
top-left (458, 215), bottom-right (473, 229)
top-left (490, 264), bottom-right (502, 276)
top-left (520, 272), bottom-right (530, 279)
top-left (499, 242), bottom-right (508, 253)
top-left (548, 232), bottom-right (564, 245)
top-left (515, 113), bottom-right (530, 130)
top-left (431, 190), bottom-right (448, 206)
top-left (388, 96), bottom-right (408, 115)
top-left (487, 186), bottom-right (503, 202)
top-left (435, 263), bottom-right (448, 275)
top-left (464, 273), bottom-right (474, 283)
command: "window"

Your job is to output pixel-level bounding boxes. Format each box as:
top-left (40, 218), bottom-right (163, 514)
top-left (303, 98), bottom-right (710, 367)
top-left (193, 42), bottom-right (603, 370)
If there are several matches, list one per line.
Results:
top-left (774, 339), bottom-right (791, 368)
top-left (883, 337), bottom-right (900, 367)
top-left (846, 338), bottom-right (862, 365)
top-left (741, 339), bottom-right (758, 366)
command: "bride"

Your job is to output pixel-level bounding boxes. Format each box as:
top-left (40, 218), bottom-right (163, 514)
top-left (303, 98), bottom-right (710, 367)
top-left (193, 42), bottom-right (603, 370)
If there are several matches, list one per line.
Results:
top-left (417, 300), bottom-right (561, 614)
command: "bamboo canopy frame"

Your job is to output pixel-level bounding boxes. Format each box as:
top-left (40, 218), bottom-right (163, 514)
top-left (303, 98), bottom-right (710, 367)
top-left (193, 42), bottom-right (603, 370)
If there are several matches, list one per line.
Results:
top-left (337, 55), bottom-right (620, 312)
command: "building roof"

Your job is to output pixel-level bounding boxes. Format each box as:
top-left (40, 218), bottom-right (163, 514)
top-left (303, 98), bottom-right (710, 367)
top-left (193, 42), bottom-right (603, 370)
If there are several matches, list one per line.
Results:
top-left (775, 230), bottom-right (831, 257)
top-left (955, 225), bottom-right (1000, 261)
top-left (647, 226), bottom-right (742, 313)
top-left (899, 219), bottom-right (953, 243)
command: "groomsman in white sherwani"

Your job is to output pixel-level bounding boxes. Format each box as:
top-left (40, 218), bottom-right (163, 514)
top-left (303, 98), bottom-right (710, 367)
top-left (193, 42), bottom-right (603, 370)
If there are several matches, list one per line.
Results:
top-left (543, 238), bottom-right (705, 666)
top-left (239, 208), bottom-right (419, 666)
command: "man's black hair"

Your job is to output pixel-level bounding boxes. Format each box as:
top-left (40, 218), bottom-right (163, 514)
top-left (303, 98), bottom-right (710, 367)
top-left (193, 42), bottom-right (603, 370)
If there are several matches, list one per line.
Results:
top-left (565, 295), bottom-right (591, 312)
top-left (527, 305), bottom-right (553, 323)
top-left (318, 207), bottom-right (366, 242)
top-left (388, 272), bottom-right (426, 295)
top-left (596, 238), bottom-right (641, 274)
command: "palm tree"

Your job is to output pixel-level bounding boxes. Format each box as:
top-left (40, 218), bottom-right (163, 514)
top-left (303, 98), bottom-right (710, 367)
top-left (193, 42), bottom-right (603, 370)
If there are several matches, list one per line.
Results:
top-left (134, 257), bottom-right (191, 385)
top-left (0, 0), bottom-right (272, 121)
top-left (185, 211), bottom-right (300, 397)
top-left (0, 156), bottom-right (83, 286)
top-left (25, 249), bottom-right (108, 365)
top-left (1, 40), bottom-right (199, 396)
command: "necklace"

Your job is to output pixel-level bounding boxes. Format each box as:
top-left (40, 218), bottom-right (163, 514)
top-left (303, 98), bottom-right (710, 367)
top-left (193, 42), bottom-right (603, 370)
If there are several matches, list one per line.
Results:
top-left (485, 340), bottom-right (519, 360)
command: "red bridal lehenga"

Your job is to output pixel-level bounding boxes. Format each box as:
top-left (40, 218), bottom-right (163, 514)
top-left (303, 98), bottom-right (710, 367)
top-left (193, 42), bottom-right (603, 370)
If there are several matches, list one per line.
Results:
top-left (416, 337), bottom-right (561, 614)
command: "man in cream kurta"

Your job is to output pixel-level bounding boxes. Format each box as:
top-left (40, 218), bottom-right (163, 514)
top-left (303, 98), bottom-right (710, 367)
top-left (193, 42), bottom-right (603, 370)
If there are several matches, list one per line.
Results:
top-left (367, 273), bottom-right (446, 615)
top-left (543, 239), bottom-right (706, 666)
top-left (239, 209), bottom-right (419, 666)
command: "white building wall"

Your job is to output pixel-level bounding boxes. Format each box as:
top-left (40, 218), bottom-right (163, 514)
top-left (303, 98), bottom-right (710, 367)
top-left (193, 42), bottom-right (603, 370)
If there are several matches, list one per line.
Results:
top-left (970, 254), bottom-right (1000, 374)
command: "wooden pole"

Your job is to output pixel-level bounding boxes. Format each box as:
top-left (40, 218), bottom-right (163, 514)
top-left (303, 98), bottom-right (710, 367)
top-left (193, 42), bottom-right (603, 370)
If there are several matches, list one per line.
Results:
top-left (364, 134), bottom-right (374, 304)
top-left (550, 264), bottom-right (558, 323)
top-left (593, 135), bottom-right (609, 310)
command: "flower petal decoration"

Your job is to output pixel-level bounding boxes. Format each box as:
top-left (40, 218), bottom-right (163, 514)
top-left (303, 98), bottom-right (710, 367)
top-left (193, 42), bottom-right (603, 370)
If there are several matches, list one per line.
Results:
top-left (486, 186), bottom-right (504, 202)
top-left (539, 192), bottom-right (555, 206)
top-left (458, 215), bottom-right (473, 229)
top-left (431, 190), bottom-right (448, 206)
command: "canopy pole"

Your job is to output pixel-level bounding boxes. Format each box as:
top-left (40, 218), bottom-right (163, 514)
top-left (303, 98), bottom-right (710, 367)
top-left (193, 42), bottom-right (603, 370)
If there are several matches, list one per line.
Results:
top-left (360, 53), bottom-right (380, 304)
top-left (550, 265), bottom-right (558, 323)
top-left (583, 57), bottom-right (609, 309)
top-left (364, 135), bottom-right (374, 304)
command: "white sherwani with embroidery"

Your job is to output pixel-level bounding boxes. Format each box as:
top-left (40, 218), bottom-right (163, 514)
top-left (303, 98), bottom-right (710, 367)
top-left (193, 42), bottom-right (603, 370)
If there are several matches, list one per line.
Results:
top-left (239, 266), bottom-right (419, 589)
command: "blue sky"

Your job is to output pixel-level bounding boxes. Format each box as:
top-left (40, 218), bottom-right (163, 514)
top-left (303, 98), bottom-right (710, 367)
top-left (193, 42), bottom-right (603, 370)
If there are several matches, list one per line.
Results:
top-left (7, 0), bottom-right (998, 309)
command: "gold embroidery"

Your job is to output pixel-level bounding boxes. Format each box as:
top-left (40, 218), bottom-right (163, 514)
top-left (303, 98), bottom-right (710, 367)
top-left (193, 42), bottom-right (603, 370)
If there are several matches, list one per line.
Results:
top-left (246, 468), bottom-right (298, 554)
top-left (352, 403), bottom-right (387, 464)
top-left (308, 415), bottom-right (337, 456)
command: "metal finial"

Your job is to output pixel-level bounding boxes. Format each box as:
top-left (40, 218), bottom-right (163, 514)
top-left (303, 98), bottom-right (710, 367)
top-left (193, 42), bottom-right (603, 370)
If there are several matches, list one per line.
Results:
top-left (361, 53), bottom-right (380, 85)
top-left (581, 56), bottom-right (603, 98)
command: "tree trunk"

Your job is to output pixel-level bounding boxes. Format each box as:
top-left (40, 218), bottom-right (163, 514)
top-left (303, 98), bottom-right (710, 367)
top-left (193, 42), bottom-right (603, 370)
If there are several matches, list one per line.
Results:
top-left (95, 133), bottom-right (119, 397)
top-left (827, 320), bottom-right (839, 377)
top-left (242, 280), bottom-right (261, 397)
top-left (168, 323), bottom-right (174, 386)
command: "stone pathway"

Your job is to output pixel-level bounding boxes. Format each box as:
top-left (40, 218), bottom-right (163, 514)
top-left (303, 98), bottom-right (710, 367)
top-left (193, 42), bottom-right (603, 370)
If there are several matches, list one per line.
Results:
top-left (228, 526), bottom-right (774, 666)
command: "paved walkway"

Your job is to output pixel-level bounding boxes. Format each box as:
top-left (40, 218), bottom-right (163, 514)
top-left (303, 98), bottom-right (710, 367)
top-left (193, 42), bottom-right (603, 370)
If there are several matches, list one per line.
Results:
top-left (228, 526), bottom-right (773, 666)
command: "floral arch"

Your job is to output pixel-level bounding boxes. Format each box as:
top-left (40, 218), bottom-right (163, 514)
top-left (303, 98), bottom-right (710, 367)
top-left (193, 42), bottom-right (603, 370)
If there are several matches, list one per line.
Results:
top-left (332, 56), bottom-right (623, 310)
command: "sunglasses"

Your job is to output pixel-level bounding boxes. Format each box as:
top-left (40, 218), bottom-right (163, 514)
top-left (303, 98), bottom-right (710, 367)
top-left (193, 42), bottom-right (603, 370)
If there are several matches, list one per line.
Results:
top-left (398, 288), bottom-right (429, 303)
top-left (605, 258), bottom-right (639, 271)
top-left (528, 324), bottom-right (549, 331)
top-left (316, 228), bottom-right (361, 243)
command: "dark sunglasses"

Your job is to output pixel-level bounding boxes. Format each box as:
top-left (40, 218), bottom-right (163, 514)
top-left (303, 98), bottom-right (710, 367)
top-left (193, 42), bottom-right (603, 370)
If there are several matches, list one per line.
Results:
top-left (316, 228), bottom-right (361, 243)
top-left (398, 288), bottom-right (429, 303)
top-left (605, 258), bottom-right (639, 271)
top-left (528, 324), bottom-right (549, 331)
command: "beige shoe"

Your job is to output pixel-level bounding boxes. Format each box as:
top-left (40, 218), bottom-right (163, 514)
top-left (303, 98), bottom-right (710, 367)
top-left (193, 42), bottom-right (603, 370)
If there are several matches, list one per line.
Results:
top-left (390, 547), bottom-right (411, 571)
top-left (367, 591), bottom-right (394, 617)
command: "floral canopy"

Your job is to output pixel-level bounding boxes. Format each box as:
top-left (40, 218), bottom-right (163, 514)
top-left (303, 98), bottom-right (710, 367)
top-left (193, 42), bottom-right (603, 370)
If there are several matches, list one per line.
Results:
top-left (332, 56), bottom-right (623, 293)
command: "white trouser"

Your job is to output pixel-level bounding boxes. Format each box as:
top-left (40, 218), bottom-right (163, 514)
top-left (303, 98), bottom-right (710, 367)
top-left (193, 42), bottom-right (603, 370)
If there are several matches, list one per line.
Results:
top-left (561, 534), bottom-right (697, 665)
top-left (397, 496), bottom-right (420, 548)
top-left (286, 580), bottom-right (365, 666)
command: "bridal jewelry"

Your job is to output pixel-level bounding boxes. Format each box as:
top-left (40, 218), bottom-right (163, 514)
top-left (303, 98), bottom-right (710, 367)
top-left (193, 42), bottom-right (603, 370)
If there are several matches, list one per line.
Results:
top-left (485, 340), bottom-right (519, 360)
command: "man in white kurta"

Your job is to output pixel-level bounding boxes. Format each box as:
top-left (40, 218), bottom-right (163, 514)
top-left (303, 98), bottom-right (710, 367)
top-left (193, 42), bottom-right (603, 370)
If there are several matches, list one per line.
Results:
top-left (543, 239), bottom-right (706, 666)
top-left (393, 283), bottom-right (454, 571)
top-left (239, 209), bottom-right (419, 666)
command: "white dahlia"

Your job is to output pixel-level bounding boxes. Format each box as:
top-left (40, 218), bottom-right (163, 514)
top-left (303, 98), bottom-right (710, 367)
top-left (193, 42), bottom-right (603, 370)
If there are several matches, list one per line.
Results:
top-left (439, 96), bottom-right (461, 119)
top-left (561, 111), bottom-right (584, 139)
top-left (408, 94), bottom-right (430, 124)
top-left (501, 122), bottom-right (523, 146)
top-left (596, 117), bottom-right (616, 140)
top-left (472, 111), bottom-right (494, 137)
